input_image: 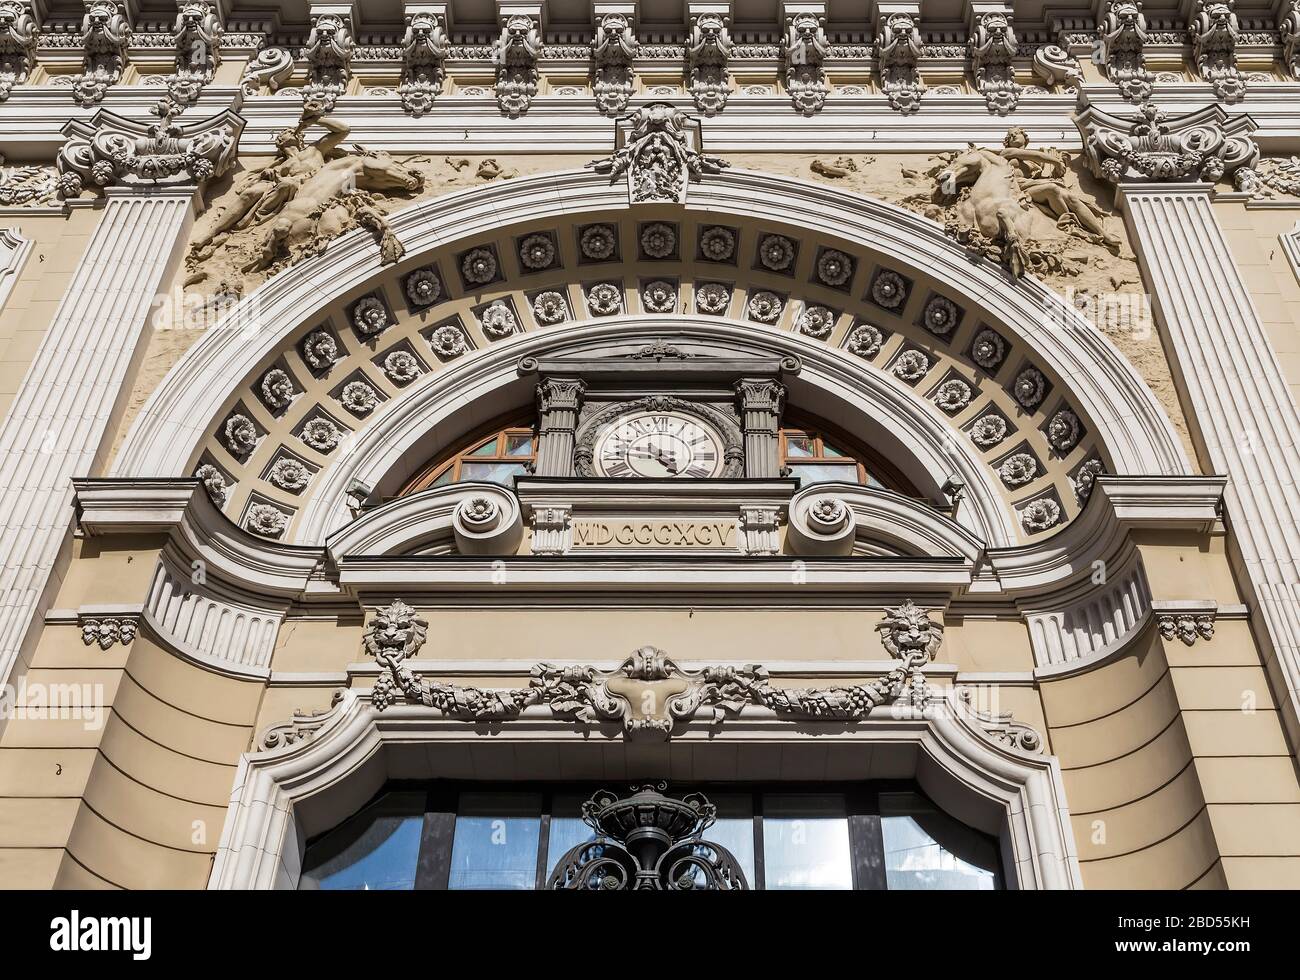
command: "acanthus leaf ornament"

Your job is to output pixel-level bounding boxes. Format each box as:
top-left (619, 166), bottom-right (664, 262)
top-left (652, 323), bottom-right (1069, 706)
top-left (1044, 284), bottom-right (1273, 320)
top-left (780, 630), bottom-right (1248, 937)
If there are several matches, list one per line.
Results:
top-left (365, 600), bottom-right (942, 739)
top-left (968, 9), bottom-right (1022, 116)
top-left (56, 98), bottom-right (243, 198)
top-left (495, 13), bottom-right (542, 118)
top-left (1191, 0), bottom-right (1246, 104)
top-left (398, 9), bottom-right (448, 117)
top-left (686, 11), bottom-right (733, 117)
top-left (239, 45), bottom-right (293, 95)
top-left (782, 12), bottom-right (829, 117)
top-left (590, 12), bottom-right (638, 117)
top-left (301, 10), bottom-right (354, 112)
top-left (876, 11), bottom-right (925, 115)
top-left (586, 102), bottom-right (729, 205)
top-left (0, 1), bottom-right (37, 104)
top-left (72, 0), bottom-right (132, 108)
top-left (166, 1), bottom-right (223, 108)
top-left (1098, 0), bottom-right (1154, 104)
top-left (1075, 100), bottom-right (1260, 187)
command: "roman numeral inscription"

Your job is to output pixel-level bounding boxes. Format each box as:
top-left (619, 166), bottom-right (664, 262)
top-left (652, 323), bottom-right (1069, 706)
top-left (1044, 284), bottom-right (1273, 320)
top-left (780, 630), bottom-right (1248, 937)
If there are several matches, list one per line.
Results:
top-left (571, 520), bottom-right (738, 549)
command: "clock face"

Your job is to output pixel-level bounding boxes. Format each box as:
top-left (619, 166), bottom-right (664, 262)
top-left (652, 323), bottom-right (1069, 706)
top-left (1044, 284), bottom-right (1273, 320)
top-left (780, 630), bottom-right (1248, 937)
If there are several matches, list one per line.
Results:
top-left (594, 410), bottom-right (726, 479)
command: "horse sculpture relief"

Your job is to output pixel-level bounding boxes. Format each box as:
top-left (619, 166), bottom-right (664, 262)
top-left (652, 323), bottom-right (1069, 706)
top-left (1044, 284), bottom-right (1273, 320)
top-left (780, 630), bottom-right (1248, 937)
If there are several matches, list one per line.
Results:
top-left (929, 128), bottom-right (1121, 279)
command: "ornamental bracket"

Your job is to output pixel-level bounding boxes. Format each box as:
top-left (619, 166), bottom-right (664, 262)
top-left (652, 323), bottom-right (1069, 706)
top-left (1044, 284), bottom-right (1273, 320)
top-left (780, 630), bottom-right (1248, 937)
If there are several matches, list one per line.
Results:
top-left (586, 102), bottom-right (729, 205)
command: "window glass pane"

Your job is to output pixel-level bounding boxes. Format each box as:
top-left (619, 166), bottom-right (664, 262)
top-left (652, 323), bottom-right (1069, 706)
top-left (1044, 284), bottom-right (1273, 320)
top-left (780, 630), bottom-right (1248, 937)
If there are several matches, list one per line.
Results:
top-left (458, 461), bottom-right (529, 484)
top-left (821, 440), bottom-right (848, 458)
top-left (880, 791), bottom-right (999, 891)
top-left (504, 433), bottom-right (534, 457)
top-left (864, 472), bottom-right (885, 490)
top-left (762, 794), bottom-right (853, 890)
top-left (467, 437), bottom-right (500, 457)
top-left (788, 463), bottom-right (860, 487)
top-left (545, 793), bottom-right (598, 879)
top-left (299, 791), bottom-right (424, 891)
top-left (429, 467), bottom-right (455, 486)
top-left (785, 435), bottom-right (815, 457)
top-left (448, 792), bottom-right (542, 890)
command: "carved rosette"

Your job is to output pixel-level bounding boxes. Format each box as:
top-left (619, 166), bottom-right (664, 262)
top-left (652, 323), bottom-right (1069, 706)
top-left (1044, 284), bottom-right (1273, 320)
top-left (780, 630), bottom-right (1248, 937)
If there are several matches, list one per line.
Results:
top-left (0, 1), bottom-right (37, 103)
top-left (166, 1), bottom-right (223, 107)
top-left (495, 14), bottom-right (542, 118)
top-left (968, 10), bottom-right (1021, 116)
top-left (591, 13), bottom-right (638, 117)
top-left (72, 0), bottom-right (132, 107)
top-left (365, 600), bottom-right (945, 740)
top-left (686, 12), bottom-right (732, 116)
top-left (300, 11), bottom-right (354, 112)
top-left (876, 11), bottom-right (925, 115)
top-left (1099, 0), bottom-right (1153, 103)
top-left (783, 12), bottom-right (829, 116)
top-left (1076, 100), bottom-right (1259, 188)
top-left (399, 9), bottom-right (448, 117)
top-left (56, 100), bottom-right (244, 197)
top-left (1191, 0), bottom-right (1246, 104)
top-left (586, 102), bottom-right (729, 205)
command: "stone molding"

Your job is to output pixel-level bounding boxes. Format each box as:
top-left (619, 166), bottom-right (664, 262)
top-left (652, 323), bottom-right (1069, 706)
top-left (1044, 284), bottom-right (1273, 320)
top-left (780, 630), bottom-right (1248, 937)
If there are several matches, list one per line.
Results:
top-left (208, 685), bottom-right (1082, 889)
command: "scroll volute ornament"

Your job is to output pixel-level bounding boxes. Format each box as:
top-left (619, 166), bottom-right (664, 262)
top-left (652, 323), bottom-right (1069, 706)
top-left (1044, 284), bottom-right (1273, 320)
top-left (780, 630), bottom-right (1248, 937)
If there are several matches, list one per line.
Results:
top-left (547, 784), bottom-right (749, 890)
top-left (1283, 1), bottom-right (1300, 81)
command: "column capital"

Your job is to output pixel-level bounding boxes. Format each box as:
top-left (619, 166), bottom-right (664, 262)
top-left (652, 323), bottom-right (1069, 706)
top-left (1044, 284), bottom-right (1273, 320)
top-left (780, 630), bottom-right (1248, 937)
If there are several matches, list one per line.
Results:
top-left (735, 377), bottom-right (786, 414)
top-left (1073, 98), bottom-right (1258, 192)
top-left (536, 376), bottom-right (586, 414)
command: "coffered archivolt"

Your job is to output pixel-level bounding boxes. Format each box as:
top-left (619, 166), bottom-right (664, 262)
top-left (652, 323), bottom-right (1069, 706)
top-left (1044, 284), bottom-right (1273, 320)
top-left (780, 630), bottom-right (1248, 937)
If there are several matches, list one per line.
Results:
top-left (113, 167), bottom-right (1190, 549)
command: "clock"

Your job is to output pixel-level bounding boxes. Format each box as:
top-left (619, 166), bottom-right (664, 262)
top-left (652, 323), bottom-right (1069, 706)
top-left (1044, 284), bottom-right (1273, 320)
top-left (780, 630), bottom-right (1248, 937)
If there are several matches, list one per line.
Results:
top-left (593, 409), bottom-right (726, 478)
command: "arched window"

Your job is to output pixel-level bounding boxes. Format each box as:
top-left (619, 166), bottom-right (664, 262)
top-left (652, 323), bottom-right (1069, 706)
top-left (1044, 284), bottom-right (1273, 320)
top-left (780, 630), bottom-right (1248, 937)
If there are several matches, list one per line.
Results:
top-left (780, 413), bottom-right (917, 494)
top-left (400, 416), bottom-right (537, 495)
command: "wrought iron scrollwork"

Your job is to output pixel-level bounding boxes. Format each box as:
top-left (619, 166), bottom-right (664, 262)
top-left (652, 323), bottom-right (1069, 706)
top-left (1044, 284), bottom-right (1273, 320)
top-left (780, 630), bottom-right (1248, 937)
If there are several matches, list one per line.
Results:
top-left (546, 784), bottom-right (749, 890)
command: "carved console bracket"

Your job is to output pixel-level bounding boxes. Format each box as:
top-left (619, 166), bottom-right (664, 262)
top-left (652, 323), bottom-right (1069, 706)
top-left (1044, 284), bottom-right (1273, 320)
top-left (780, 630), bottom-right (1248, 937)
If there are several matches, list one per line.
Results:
top-left (399, 3), bottom-right (449, 117)
top-left (73, 0), bottom-right (132, 107)
top-left (1284, 1), bottom-right (1300, 81)
top-left (167, 1), bottom-right (224, 108)
top-left (1098, 0), bottom-right (1153, 104)
top-left (0, 1), bottom-right (38, 103)
top-left (968, 3), bottom-right (1022, 116)
top-left (79, 611), bottom-right (139, 649)
top-left (302, 3), bottom-right (355, 112)
top-left (782, 3), bottom-right (829, 116)
top-left (363, 599), bottom-right (945, 740)
top-left (686, 3), bottom-right (733, 117)
top-left (1190, 0), bottom-right (1246, 104)
top-left (876, 4), bottom-right (924, 115)
top-left (495, 5), bottom-right (543, 118)
top-left (591, 4), bottom-right (637, 117)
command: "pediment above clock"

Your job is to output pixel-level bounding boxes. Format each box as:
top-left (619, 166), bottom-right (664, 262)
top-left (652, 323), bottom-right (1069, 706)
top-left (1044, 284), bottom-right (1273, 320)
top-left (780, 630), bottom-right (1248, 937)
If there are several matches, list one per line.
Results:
top-left (518, 334), bottom-right (800, 382)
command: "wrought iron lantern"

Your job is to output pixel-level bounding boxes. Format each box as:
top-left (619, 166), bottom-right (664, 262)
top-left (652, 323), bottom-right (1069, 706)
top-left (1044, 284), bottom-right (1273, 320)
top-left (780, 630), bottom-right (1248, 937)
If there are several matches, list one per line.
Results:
top-left (546, 783), bottom-right (749, 890)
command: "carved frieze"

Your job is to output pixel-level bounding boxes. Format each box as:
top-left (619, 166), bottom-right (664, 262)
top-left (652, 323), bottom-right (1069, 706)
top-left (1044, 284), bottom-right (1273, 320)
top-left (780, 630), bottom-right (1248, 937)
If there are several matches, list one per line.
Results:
top-left (364, 598), bottom-right (944, 740)
top-left (591, 11), bottom-right (637, 117)
top-left (782, 10), bottom-right (829, 116)
top-left (495, 13), bottom-right (542, 118)
top-left (166, 1), bottom-right (223, 107)
top-left (0, 1), bottom-right (37, 103)
top-left (876, 9), bottom-right (924, 115)
top-left (398, 8), bottom-right (448, 116)
top-left (0, 161), bottom-right (56, 206)
top-left (686, 10), bottom-right (732, 116)
top-left (586, 102), bottom-right (729, 205)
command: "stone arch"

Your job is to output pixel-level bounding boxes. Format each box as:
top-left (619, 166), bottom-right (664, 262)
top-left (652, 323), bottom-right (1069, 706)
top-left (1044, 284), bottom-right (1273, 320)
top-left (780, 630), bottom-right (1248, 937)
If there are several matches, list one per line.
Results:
top-left (114, 168), bottom-right (1189, 548)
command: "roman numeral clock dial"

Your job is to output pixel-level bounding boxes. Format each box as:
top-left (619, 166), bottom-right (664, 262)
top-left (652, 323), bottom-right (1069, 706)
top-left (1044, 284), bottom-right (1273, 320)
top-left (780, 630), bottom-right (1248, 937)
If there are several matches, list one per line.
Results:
top-left (593, 410), bottom-right (726, 479)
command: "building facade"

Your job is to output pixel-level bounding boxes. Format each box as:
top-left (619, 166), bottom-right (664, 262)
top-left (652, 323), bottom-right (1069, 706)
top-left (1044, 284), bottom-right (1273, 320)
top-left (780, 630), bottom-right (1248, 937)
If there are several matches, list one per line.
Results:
top-left (1, 0), bottom-right (1300, 890)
